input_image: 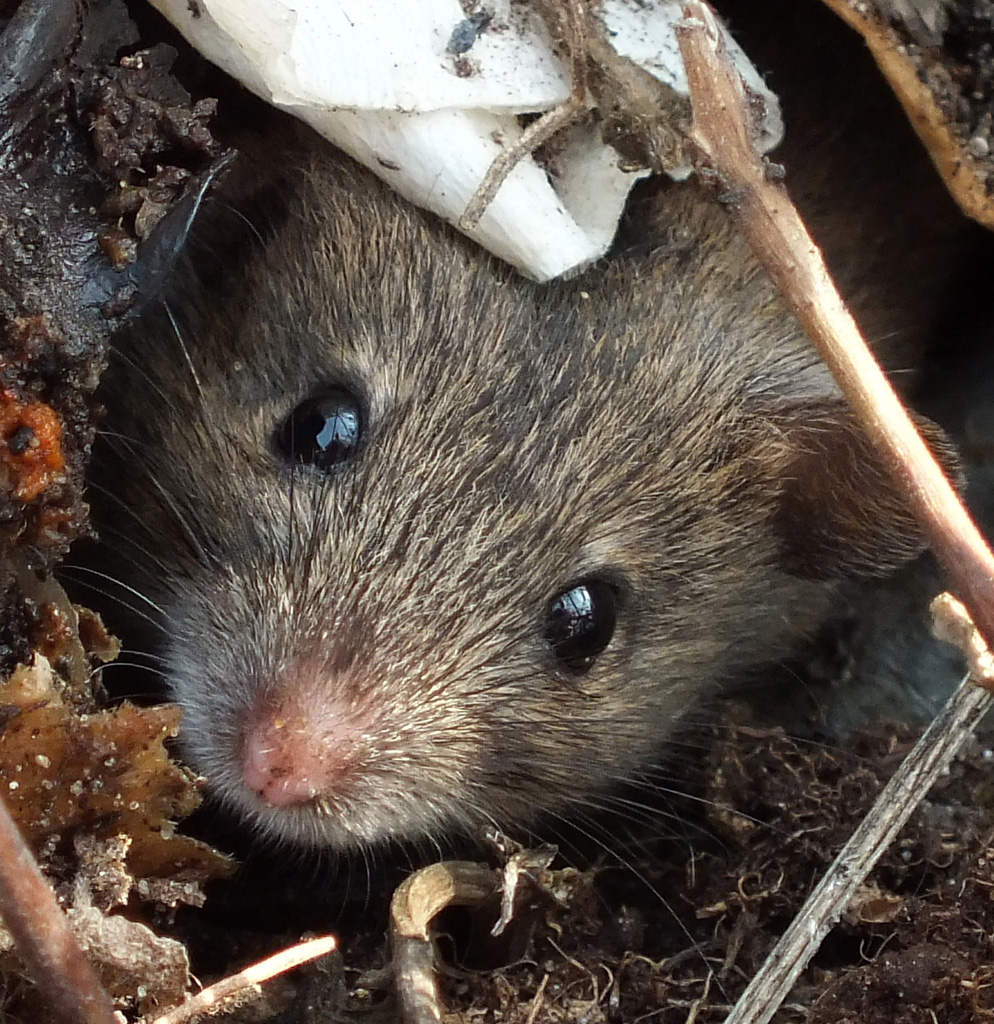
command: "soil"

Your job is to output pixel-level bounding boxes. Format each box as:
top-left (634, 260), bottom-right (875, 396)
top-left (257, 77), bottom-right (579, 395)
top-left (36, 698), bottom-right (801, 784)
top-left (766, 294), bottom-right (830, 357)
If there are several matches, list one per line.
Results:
top-left (0, 0), bottom-right (221, 678)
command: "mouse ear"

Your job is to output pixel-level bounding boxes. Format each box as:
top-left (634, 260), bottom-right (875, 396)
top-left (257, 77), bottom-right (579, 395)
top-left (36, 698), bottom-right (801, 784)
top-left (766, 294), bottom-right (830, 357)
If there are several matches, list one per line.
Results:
top-left (769, 398), bottom-right (961, 581)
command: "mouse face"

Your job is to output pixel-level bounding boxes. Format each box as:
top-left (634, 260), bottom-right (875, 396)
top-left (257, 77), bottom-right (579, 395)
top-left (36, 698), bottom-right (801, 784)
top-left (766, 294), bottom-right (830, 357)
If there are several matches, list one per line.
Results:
top-left (91, 149), bottom-right (944, 852)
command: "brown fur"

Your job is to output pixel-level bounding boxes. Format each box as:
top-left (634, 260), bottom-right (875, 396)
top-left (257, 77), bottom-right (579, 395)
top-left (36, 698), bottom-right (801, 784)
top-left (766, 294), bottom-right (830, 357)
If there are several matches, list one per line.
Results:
top-left (89, 1), bottom-right (971, 852)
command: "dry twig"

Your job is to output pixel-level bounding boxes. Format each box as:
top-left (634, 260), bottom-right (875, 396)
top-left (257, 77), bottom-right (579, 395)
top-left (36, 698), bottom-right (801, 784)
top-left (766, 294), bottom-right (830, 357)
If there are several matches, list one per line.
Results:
top-left (390, 861), bottom-right (498, 1024)
top-left (459, 0), bottom-right (589, 231)
top-left (148, 934), bottom-right (337, 1024)
top-left (717, 590), bottom-right (994, 1024)
top-left (721, 669), bottom-right (989, 1024)
top-left (0, 794), bottom-right (119, 1024)
top-left (675, 2), bottom-right (994, 644)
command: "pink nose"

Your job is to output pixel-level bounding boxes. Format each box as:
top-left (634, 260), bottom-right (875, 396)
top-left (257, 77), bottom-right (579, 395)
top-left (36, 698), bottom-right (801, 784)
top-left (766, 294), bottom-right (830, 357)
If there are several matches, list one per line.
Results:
top-left (241, 714), bottom-right (347, 808)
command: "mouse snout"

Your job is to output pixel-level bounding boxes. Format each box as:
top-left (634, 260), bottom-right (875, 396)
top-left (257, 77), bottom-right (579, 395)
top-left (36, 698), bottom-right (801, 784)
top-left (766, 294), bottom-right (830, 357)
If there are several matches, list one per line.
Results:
top-left (238, 665), bottom-right (373, 810)
top-left (241, 714), bottom-right (340, 808)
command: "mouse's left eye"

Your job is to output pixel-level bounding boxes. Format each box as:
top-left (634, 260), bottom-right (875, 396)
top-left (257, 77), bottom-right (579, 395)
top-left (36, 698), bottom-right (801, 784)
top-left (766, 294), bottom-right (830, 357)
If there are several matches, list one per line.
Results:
top-left (277, 388), bottom-right (362, 469)
top-left (544, 578), bottom-right (618, 673)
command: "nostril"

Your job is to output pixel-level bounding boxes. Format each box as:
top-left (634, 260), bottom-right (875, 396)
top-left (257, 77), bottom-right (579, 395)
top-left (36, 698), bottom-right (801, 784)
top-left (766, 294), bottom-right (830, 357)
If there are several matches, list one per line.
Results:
top-left (241, 717), bottom-right (322, 807)
top-left (239, 690), bottom-right (365, 810)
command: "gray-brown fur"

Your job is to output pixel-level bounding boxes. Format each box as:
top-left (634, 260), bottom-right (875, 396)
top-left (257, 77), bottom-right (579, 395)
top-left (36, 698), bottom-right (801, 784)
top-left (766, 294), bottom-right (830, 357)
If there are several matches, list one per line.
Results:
top-left (90, 2), bottom-right (973, 853)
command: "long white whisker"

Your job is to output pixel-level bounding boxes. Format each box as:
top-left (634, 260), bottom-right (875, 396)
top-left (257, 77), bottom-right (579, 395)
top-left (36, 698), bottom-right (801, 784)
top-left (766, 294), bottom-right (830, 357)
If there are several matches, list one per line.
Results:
top-left (59, 567), bottom-right (171, 631)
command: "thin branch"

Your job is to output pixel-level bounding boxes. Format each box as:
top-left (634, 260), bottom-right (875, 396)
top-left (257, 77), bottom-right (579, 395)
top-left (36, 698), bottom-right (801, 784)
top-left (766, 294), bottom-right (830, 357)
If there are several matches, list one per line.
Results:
top-left (721, 668), bottom-right (989, 1024)
top-left (675, 1), bottom-right (994, 648)
top-left (458, 100), bottom-right (586, 231)
top-left (0, 794), bottom-right (118, 1024)
top-left (148, 934), bottom-right (338, 1024)
top-left (459, 0), bottom-right (589, 231)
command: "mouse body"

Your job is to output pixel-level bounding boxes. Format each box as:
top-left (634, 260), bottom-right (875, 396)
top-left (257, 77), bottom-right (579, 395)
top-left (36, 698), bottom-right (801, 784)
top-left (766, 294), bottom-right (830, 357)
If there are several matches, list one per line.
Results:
top-left (87, 1), bottom-right (973, 854)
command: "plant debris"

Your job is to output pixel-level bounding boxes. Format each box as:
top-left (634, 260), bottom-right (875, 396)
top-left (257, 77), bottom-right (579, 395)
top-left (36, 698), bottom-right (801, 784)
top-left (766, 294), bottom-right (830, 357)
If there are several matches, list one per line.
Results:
top-left (409, 719), bottom-right (994, 1024)
top-left (821, 0), bottom-right (994, 231)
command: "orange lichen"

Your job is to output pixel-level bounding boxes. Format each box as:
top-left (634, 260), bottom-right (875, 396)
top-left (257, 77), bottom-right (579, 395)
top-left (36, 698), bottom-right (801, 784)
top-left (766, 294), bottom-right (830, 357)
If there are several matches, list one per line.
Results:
top-left (0, 394), bottom-right (66, 501)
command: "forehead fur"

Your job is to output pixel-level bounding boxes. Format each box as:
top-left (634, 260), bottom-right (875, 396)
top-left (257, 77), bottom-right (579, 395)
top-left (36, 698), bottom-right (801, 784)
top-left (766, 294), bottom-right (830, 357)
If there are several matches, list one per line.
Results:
top-left (132, 151), bottom-right (832, 612)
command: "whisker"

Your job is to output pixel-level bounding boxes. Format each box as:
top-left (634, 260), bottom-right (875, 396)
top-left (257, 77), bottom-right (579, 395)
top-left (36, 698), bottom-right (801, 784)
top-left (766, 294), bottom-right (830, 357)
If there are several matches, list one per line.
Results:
top-left (90, 660), bottom-right (170, 683)
top-left (163, 299), bottom-right (207, 404)
top-left (59, 568), bottom-right (171, 632)
top-left (108, 343), bottom-right (172, 406)
top-left (537, 805), bottom-right (730, 1002)
top-left (112, 647), bottom-right (170, 665)
top-left (213, 199), bottom-right (267, 247)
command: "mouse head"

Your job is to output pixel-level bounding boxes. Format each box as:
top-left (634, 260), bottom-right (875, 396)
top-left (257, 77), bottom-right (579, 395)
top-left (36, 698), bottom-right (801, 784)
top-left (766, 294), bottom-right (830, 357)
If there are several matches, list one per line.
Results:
top-left (95, 152), bottom-right (952, 853)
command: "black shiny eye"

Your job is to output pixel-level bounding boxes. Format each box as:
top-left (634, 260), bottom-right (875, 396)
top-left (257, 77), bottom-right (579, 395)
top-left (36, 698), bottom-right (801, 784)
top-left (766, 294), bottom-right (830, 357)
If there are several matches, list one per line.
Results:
top-left (277, 388), bottom-right (362, 469)
top-left (544, 578), bottom-right (618, 673)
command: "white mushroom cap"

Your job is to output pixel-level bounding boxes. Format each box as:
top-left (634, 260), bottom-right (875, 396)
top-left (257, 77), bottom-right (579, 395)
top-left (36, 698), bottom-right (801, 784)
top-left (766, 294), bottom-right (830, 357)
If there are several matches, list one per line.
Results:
top-left (148, 0), bottom-right (783, 280)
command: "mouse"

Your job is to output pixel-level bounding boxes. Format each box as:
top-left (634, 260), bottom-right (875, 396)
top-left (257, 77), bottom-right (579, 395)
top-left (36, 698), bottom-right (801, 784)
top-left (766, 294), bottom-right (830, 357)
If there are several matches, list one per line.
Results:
top-left (84, 0), bottom-right (975, 856)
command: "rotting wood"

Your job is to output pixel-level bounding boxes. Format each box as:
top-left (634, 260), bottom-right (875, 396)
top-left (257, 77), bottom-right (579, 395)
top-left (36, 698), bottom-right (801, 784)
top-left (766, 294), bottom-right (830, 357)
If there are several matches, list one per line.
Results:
top-left (818, 0), bottom-right (994, 232)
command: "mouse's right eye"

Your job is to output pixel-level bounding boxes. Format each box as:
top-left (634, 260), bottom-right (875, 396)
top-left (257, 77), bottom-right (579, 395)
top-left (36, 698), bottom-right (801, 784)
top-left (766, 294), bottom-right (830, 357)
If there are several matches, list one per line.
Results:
top-left (276, 388), bottom-right (363, 470)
